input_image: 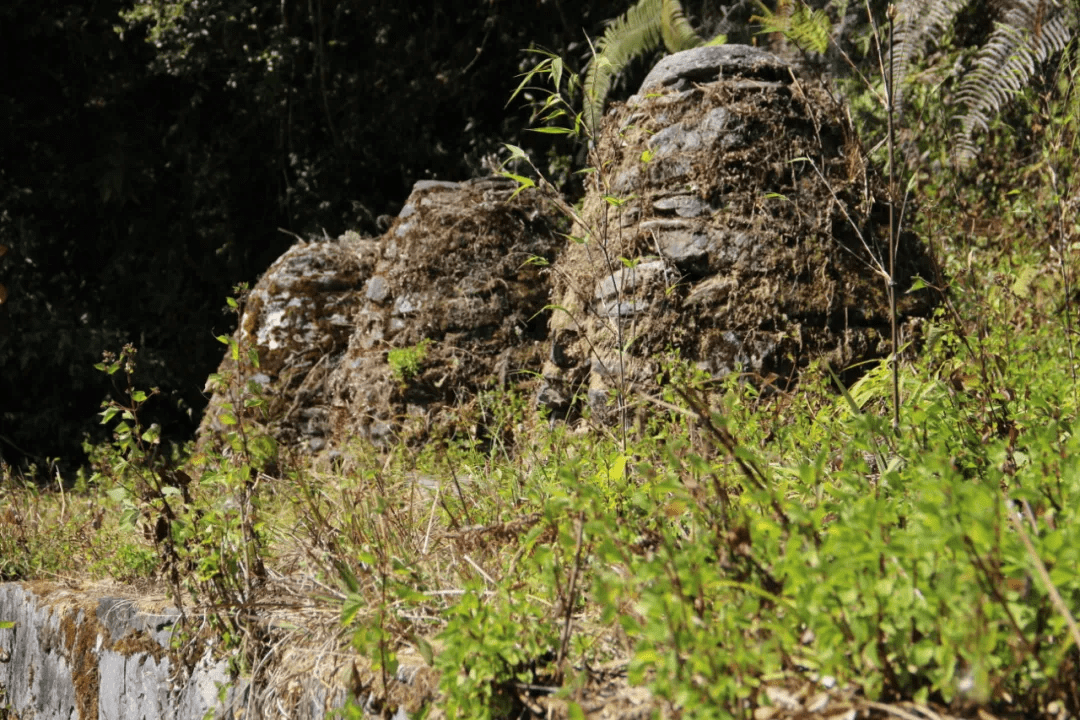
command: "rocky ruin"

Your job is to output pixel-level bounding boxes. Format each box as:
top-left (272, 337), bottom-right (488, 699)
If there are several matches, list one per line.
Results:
top-left (198, 177), bottom-right (563, 453)
top-left (538, 45), bottom-right (934, 418)
top-left (198, 45), bottom-right (936, 454)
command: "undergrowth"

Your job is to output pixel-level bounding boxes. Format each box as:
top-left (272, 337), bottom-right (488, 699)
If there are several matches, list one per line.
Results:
top-left (2, 20), bottom-right (1080, 720)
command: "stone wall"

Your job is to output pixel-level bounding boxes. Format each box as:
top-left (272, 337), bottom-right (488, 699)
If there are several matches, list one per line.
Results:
top-left (0, 582), bottom-right (390, 720)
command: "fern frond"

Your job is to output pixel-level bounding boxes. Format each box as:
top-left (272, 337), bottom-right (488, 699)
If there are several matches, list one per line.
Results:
top-left (889, 0), bottom-right (968, 113)
top-left (752, 0), bottom-right (833, 55)
top-left (661, 0), bottom-right (705, 53)
top-left (584, 0), bottom-right (665, 135)
top-left (956, 0), bottom-right (1072, 154)
top-left (583, 0), bottom-right (708, 135)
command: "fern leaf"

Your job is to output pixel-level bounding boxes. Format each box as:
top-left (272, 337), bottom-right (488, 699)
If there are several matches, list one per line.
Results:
top-left (661, 0), bottom-right (704, 53)
top-left (889, 0), bottom-right (968, 113)
top-left (956, 0), bottom-right (1071, 156)
top-left (752, 0), bottom-right (832, 55)
top-left (584, 0), bottom-right (664, 134)
top-left (583, 0), bottom-right (706, 135)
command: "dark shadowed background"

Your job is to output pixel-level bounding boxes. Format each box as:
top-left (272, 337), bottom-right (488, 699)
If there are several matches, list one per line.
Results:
top-left (0, 0), bottom-right (834, 472)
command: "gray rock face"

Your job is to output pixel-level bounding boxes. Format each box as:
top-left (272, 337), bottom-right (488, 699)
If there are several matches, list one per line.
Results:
top-left (636, 44), bottom-right (791, 94)
top-left (0, 583), bottom-right (239, 720)
top-left (0, 582), bottom-right (424, 720)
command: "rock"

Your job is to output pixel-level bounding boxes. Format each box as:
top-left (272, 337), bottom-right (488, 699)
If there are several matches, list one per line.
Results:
top-left (365, 274), bottom-right (391, 303)
top-left (0, 582), bottom-right (242, 720)
top-left (637, 44), bottom-right (792, 94)
top-left (326, 176), bottom-right (562, 446)
top-left (539, 46), bottom-right (935, 417)
top-left (652, 194), bottom-right (709, 217)
top-left (198, 231), bottom-right (379, 451)
top-left (198, 44), bottom-right (935, 448)
top-left (596, 260), bottom-right (668, 301)
top-left (0, 582), bottom-right (427, 720)
top-left (199, 177), bottom-right (562, 454)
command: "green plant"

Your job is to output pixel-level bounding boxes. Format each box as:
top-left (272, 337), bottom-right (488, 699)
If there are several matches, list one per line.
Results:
top-left (754, 0), bottom-right (1076, 161)
top-left (87, 287), bottom-right (277, 668)
top-left (388, 338), bottom-right (432, 385)
top-left (435, 582), bottom-right (559, 720)
top-left (582, 0), bottom-right (726, 134)
top-left (892, 0), bottom-right (1075, 156)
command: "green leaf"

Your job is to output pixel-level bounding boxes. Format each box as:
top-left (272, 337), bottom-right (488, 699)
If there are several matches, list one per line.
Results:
top-left (529, 126), bottom-right (575, 135)
top-left (336, 562), bottom-right (360, 593)
top-left (106, 486), bottom-right (130, 503)
top-left (413, 634), bottom-right (435, 666)
top-left (502, 172), bottom-right (536, 200)
top-left (503, 143), bottom-right (529, 163)
top-left (341, 594), bottom-right (364, 626)
top-left (606, 454), bottom-right (628, 482)
top-left (506, 55), bottom-right (551, 107)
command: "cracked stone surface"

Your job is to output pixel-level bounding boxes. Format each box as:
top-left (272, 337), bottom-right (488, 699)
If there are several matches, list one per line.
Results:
top-left (0, 582), bottom-right (418, 720)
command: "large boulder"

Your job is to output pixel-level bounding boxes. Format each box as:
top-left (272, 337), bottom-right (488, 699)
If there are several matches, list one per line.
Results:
top-left (198, 233), bottom-right (379, 451)
top-left (324, 177), bottom-right (561, 446)
top-left (198, 177), bottom-right (562, 453)
top-left (538, 45), bottom-right (935, 417)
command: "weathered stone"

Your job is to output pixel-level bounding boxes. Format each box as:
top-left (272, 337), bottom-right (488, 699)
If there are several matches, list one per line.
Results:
top-left (648, 123), bottom-right (703, 154)
top-left (365, 274), bottom-right (390, 303)
top-left (0, 582), bottom-right (425, 720)
top-left (0, 583), bottom-right (243, 720)
top-left (198, 176), bottom-right (562, 453)
top-left (198, 44), bottom-right (934, 450)
top-left (595, 260), bottom-right (667, 301)
top-left (540, 45), bottom-right (935, 416)
top-left (652, 194), bottom-right (709, 217)
top-left (197, 232), bottom-right (378, 451)
top-left (637, 44), bottom-right (792, 94)
top-left (325, 177), bottom-right (561, 446)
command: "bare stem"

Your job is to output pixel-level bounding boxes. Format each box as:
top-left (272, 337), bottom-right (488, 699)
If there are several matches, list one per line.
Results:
top-left (886, 7), bottom-right (900, 434)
